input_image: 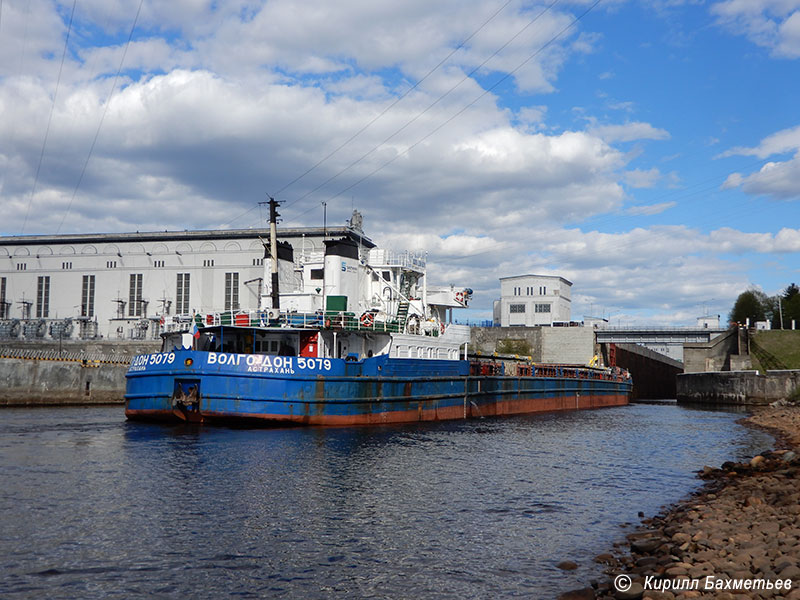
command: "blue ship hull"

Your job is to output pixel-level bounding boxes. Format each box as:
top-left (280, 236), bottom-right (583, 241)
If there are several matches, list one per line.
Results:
top-left (125, 349), bottom-right (631, 426)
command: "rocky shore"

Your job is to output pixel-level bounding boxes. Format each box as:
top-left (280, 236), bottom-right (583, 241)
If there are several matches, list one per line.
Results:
top-left (559, 406), bottom-right (800, 600)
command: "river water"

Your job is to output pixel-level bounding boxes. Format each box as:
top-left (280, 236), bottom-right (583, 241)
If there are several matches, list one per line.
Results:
top-left (0, 402), bottom-right (772, 599)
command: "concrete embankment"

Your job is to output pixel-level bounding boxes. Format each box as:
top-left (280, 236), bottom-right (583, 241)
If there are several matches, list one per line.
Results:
top-left (677, 371), bottom-right (800, 406)
top-left (0, 341), bottom-right (158, 406)
top-left (558, 406), bottom-right (800, 600)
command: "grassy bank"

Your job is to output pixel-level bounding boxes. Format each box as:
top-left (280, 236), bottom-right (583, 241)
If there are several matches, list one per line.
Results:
top-left (750, 330), bottom-right (800, 372)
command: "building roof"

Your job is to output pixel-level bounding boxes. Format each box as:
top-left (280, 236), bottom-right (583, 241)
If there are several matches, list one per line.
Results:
top-left (0, 226), bottom-right (375, 248)
top-left (499, 273), bottom-right (572, 286)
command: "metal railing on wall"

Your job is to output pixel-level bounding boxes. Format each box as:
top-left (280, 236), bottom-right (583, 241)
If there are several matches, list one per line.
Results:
top-left (0, 347), bottom-right (132, 365)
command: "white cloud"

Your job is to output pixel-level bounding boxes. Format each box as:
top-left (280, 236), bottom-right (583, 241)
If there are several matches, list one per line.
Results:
top-left (587, 121), bottom-right (670, 144)
top-left (0, 59), bottom-right (630, 238)
top-left (709, 226), bottom-right (800, 252)
top-left (777, 10), bottom-right (800, 55)
top-left (719, 125), bottom-right (800, 200)
top-left (711, 0), bottom-right (800, 57)
top-left (607, 100), bottom-right (635, 112)
top-left (516, 105), bottom-right (548, 131)
top-left (723, 153), bottom-right (800, 199)
top-left (623, 168), bottom-right (662, 189)
top-left (720, 124), bottom-right (800, 158)
top-left (625, 201), bottom-right (676, 215)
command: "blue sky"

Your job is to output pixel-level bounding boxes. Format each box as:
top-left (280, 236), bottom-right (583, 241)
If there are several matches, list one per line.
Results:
top-left (1, 0), bottom-right (799, 325)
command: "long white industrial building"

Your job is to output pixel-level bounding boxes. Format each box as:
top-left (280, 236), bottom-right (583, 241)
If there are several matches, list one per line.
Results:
top-left (0, 221), bottom-right (373, 341)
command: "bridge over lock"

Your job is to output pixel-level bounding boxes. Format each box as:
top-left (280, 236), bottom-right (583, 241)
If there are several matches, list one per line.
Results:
top-left (595, 327), bottom-right (726, 363)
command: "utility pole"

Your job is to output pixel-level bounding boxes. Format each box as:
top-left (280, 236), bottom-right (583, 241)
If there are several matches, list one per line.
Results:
top-left (268, 197), bottom-right (281, 310)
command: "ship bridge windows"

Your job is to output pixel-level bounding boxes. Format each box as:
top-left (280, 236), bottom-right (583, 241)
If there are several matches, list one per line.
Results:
top-left (254, 332), bottom-right (297, 356)
top-left (254, 336), bottom-right (296, 355)
top-left (197, 328), bottom-right (299, 356)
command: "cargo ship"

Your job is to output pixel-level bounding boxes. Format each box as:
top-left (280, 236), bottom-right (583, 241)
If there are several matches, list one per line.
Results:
top-left (124, 202), bottom-right (631, 426)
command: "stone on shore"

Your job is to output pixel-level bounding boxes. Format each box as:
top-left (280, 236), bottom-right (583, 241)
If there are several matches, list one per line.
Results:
top-left (615, 582), bottom-right (644, 599)
top-left (557, 588), bottom-right (595, 600)
top-left (631, 538), bottom-right (662, 553)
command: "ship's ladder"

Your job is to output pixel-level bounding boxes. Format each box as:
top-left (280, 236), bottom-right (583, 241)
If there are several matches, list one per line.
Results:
top-left (396, 273), bottom-right (415, 330)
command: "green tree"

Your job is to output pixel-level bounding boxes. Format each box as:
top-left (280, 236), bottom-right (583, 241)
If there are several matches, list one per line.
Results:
top-left (779, 283), bottom-right (800, 328)
top-left (729, 288), bottom-right (768, 326)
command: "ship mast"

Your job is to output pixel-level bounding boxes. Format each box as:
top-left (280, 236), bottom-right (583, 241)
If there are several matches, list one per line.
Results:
top-left (268, 197), bottom-right (280, 310)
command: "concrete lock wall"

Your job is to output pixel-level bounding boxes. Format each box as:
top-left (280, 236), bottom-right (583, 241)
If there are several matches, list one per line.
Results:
top-left (0, 340), bottom-right (159, 406)
top-left (470, 326), bottom-right (542, 359)
top-left (677, 370), bottom-right (800, 406)
top-left (683, 329), bottom-right (739, 373)
top-left (470, 326), bottom-right (595, 364)
top-left (540, 327), bottom-right (595, 364)
top-left (0, 359), bottom-right (130, 405)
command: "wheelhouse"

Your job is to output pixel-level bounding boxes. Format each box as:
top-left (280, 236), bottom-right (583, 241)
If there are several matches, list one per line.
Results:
top-left (160, 325), bottom-right (395, 361)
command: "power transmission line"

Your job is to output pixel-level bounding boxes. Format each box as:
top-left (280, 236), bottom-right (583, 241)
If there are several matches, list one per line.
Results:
top-left (20, 0), bottom-right (76, 234)
top-left (307, 0), bottom-right (602, 213)
top-left (218, 0), bottom-right (524, 230)
top-left (281, 0), bottom-right (564, 214)
top-left (273, 0), bottom-right (516, 199)
top-left (56, 0), bottom-right (145, 234)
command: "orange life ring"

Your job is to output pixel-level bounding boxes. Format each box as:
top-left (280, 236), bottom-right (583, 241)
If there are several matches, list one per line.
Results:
top-left (455, 291), bottom-right (464, 303)
top-left (360, 312), bottom-right (374, 327)
top-left (440, 322), bottom-right (445, 334)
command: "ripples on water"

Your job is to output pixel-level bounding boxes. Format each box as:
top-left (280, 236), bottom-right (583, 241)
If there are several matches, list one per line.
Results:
top-left (0, 402), bottom-right (772, 599)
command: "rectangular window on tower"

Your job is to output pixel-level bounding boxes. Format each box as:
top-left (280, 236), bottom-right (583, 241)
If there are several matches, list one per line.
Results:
top-left (176, 273), bottom-right (190, 314)
top-left (225, 272), bottom-right (239, 311)
top-left (129, 274), bottom-right (143, 316)
top-left (36, 276), bottom-right (50, 318)
top-left (81, 275), bottom-right (95, 317)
